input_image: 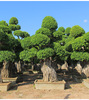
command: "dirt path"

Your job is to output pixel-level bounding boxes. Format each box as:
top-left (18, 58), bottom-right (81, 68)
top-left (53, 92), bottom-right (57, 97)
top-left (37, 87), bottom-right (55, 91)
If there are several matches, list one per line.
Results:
top-left (0, 73), bottom-right (89, 99)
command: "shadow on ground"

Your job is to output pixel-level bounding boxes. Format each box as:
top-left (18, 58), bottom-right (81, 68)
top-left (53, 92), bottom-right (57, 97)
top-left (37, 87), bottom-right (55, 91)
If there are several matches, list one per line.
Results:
top-left (64, 94), bottom-right (71, 99)
top-left (9, 69), bottom-right (86, 91)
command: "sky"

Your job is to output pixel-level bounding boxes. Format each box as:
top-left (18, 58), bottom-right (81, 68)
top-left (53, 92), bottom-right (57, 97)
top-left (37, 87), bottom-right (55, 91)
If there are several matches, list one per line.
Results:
top-left (0, 1), bottom-right (89, 36)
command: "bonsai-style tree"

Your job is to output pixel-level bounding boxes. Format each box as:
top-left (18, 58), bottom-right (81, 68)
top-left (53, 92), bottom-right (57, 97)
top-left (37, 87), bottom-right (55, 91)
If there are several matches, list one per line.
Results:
top-left (61, 25), bottom-right (89, 76)
top-left (20, 16), bottom-right (60, 82)
top-left (0, 51), bottom-right (16, 78)
top-left (0, 28), bottom-right (18, 77)
top-left (9, 17), bottom-right (30, 73)
top-left (0, 18), bottom-right (24, 77)
top-left (71, 31), bottom-right (89, 62)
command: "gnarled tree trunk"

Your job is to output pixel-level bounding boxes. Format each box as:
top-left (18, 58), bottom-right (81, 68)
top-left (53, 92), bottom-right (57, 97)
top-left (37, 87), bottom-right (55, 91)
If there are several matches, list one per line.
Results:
top-left (75, 61), bottom-right (82, 75)
top-left (61, 61), bottom-right (68, 75)
top-left (15, 61), bottom-right (22, 73)
top-left (41, 58), bottom-right (58, 82)
top-left (1, 61), bottom-right (9, 78)
top-left (74, 61), bottom-right (89, 78)
top-left (82, 62), bottom-right (89, 78)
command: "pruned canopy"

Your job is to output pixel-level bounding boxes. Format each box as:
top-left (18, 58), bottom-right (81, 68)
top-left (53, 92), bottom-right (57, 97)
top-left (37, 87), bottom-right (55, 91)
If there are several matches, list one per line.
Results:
top-left (9, 17), bottom-right (18, 25)
top-left (41, 16), bottom-right (58, 32)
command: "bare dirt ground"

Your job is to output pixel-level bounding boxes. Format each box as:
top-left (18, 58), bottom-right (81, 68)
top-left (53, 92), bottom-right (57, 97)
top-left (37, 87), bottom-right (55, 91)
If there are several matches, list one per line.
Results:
top-left (0, 72), bottom-right (89, 99)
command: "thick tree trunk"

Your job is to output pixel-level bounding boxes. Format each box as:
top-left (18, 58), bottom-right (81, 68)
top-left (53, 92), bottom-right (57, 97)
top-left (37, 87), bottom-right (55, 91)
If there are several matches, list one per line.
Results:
top-left (82, 62), bottom-right (89, 78)
top-left (1, 61), bottom-right (9, 78)
top-left (61, 61), bottom-right (68, 75)
top-left (41, 58), bottom-right (58, 82)
top-left (15, 61), bottom-right (22, 73)
top-left (75, 61), bottom-right (82, 74)
top-left (8, 62), bottom-right (17, 77)
top-left (32, 65), bottom-right (34, 71)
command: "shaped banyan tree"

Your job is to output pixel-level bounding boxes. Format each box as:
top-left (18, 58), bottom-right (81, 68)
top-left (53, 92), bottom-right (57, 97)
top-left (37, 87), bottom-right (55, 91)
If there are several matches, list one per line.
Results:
top-left (20, 16), bottom-right (61, 82)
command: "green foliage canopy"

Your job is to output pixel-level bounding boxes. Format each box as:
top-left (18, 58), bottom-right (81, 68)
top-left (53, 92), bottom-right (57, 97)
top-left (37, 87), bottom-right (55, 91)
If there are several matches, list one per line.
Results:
top-left (53, 30), bottom-right (62, 39)
top-left (41, 16), bottom-right (58, 32)
top-left (71, 52), bottom-right (89, 61)
top-left (13, 30), bottom-right (30, 39)
top-left (13, 30), bottom-right (23, 38)
top-left (21, 37), bottom-right (31, 49)
top-left (37, 48), bottom-right (54, 60)
top-left (9, 24), bottom-right (21, 31)
top-left (0, 51), bottom-right (16, 62)
top-left (0, 20), bottom-right (8, 26)
top-left (35, 27), bottom-right (51, 37)
top-left (83, 32), bottom-right (89, 42)
top-left (30, 34), bottom-right (50, 49)
top-left (20, 48), bottom-right (37, 62)
top-left (58, 27), bottom-right (65, 32)
top-left (70, 25), bottom-right (85, 38)
top-left (72, 36), bottom-right (85, 51)
top-left (9, 17), bottom-right (18, 25)
top-left (65, 27), bottom-right (71, 36)
top-left (0, 25), bottom-right (12, 34)
top-left (54, 42), bottom-right (70, 61)
top-left (20, 31), bottom-right (30, 38)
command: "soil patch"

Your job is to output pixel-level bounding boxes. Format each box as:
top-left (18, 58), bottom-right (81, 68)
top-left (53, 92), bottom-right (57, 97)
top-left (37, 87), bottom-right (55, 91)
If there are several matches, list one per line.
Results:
top-left (0, 72), bottom-right (89, 99)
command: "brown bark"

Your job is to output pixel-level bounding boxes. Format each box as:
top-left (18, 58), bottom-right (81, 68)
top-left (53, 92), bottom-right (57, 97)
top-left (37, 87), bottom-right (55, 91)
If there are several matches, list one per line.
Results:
top-left (41, 58), bottom-right (58, 82)
top-left (1, 61), bottom-right (9, 78)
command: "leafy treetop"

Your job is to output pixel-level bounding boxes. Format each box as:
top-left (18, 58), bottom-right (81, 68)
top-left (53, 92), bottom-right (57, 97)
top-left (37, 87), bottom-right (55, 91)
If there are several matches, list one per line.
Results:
top-left (41, 16), bottom-right (58, 32)
top-left (9, 17), bottom-right (18, 25)
top-left (70, 25), bottom-right (85, 38)
top-left (0, 20), bottom-right (8, 26)
top-left (58, 27), bottom-right (65, 32)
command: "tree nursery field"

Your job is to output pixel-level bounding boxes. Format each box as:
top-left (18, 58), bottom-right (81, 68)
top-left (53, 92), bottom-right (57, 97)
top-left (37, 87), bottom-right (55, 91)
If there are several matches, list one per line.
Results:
top-left (0, 16), bottom-right (89, 99)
